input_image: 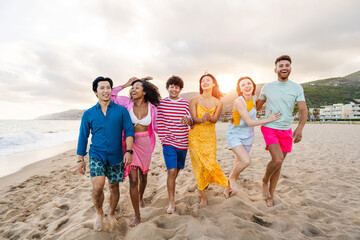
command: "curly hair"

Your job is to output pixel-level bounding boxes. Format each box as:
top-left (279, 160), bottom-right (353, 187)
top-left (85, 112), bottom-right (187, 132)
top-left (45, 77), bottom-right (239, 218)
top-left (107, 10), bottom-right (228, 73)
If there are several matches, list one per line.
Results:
top-left (166, 75), bottom-right (184, 89)
top-left (236, 76), bottom-right (256, 97)
top-left (131, 79), bottom-right (161, 106)
top-left (199, 73), bottom-right (223, 99)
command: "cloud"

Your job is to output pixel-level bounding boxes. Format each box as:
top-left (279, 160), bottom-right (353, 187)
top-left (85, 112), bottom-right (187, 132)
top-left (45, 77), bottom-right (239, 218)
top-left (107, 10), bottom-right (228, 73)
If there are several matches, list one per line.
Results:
top-left (1, 0), bottom-right (360, 118)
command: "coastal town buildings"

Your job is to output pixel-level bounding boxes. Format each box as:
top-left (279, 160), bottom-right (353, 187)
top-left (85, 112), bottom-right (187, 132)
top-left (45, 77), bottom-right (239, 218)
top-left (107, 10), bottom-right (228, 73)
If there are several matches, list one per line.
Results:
top-left (320, 102), bottom-right (360, 120)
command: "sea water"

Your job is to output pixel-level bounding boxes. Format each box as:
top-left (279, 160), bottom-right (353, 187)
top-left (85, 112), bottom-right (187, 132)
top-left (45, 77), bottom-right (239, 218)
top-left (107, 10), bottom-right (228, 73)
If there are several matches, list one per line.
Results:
top-left (0, 120), bottom-right (80, 177)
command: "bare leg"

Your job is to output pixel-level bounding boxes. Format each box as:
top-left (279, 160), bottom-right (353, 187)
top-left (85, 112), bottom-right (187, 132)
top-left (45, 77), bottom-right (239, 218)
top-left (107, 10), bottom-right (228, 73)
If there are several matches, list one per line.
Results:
top-left (167, 168), bottom-right (180, 213)
top-left (138, 169), bottom-right (148, 208)
top-left (91, 176), bottom-right (106, 231)
top-left (262, 144), bottom-right (287, 207)
top-left (225, 146), bottom-right (251, 198)
top-left (129, 168), bottom-right (141, 227)
top-left (199, 189), bottom-right (208, 205)
top-left (108, 182), bottom-right (119, 225)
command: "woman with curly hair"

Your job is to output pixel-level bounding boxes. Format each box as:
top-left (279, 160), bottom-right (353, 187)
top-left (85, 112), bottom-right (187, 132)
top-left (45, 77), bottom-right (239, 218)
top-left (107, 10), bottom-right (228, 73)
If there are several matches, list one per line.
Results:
top-left (111, 76), bottom-right (161, 227)
top-left (188, 73), bottom-right (228, 206)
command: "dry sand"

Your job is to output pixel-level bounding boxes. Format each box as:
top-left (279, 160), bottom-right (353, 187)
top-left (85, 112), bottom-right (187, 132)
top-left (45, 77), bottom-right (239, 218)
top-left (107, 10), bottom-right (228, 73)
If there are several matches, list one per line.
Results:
top-left (0, 123), bottom-right (359, 239)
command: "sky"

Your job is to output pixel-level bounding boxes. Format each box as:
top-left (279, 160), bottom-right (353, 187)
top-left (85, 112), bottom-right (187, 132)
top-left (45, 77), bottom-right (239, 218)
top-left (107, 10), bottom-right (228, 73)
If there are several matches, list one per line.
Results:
top-left (1, 0), bottom-right (360, 119)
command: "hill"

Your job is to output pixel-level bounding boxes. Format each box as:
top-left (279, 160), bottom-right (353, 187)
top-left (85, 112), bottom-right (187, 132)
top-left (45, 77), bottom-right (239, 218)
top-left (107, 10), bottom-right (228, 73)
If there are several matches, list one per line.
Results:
top-left (35, 109), bottom-right (85, 120)
top-left (302, 70), bottom-right (360, 107)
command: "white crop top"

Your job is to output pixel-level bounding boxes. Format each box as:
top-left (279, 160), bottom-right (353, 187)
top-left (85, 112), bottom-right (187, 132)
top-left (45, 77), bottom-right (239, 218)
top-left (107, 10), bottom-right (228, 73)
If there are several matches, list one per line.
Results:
top-left (129, 104), bottom-right (151, 127)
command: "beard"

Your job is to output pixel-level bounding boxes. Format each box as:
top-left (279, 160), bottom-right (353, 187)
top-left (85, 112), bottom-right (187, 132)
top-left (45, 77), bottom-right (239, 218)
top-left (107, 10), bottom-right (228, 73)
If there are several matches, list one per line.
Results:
top-left (278, 71), bottom-right (290, 80)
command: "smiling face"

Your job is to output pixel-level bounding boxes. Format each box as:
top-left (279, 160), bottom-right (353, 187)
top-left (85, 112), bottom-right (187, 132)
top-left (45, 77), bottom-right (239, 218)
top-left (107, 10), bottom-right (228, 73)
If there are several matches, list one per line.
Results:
top-left (95, 81), bottom-right (111, 102)
top-left (130, 81), bottom-right (145, 100)
top-left (275, 60), bottom-right (292, 81)
top-left (200, 76), bottom-right (215, 91)
top-left (167, 84), bottom-right (181, 100)
top-left (239, 78), bottom-right (254, 97)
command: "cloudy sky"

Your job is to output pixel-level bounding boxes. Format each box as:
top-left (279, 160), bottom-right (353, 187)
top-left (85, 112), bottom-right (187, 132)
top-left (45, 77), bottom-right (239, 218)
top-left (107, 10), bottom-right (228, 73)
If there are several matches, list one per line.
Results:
top-left (1, 0), bottom-right (360, 119)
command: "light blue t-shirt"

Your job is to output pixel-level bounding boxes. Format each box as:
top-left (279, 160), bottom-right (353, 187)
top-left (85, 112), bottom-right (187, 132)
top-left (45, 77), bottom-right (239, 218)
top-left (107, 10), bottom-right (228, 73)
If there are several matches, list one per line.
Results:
top-left (259, 80), bottom-right (305, 130)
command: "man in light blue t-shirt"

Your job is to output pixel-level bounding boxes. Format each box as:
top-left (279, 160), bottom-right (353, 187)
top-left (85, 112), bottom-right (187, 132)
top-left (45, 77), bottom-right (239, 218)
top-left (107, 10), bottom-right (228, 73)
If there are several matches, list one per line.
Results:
top-left (256, 55), bottom-right (308, 207)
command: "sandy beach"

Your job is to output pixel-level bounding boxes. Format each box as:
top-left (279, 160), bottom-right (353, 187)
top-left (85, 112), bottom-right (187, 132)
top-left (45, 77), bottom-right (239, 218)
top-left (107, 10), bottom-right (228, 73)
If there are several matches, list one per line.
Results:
top-left (0, 123), bottom-right (359, 239)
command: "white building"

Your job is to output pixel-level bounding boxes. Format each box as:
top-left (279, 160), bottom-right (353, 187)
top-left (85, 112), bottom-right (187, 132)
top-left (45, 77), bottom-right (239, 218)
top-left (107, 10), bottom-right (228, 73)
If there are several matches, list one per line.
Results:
top-left (320, 102), bottom-right (360, 120)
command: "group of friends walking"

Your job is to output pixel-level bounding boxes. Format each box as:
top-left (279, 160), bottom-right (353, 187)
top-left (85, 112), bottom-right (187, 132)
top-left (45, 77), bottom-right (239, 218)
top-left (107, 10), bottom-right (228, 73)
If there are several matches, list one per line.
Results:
top-left (76, 55), bottom-right (308, 231)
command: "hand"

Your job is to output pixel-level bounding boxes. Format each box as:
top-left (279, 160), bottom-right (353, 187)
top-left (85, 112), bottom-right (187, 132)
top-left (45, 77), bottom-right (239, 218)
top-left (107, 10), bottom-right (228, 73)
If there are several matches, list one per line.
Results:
top-left (202, 112), bottom-right (211, 122)
top-left (141, 76), bottom-right (153, 81)
top-left (180, 117), bottom-right (192, 126)
top-left (293, 127), bottom-right (303, 143)
top-left (77, 162), bottom-right (86, 175)
top-left (123, 152), bottom-right (133, 167)
top-left (267, 110), bottom-right (282, 122)
top-left (125, 77), bottom-right (138, 87)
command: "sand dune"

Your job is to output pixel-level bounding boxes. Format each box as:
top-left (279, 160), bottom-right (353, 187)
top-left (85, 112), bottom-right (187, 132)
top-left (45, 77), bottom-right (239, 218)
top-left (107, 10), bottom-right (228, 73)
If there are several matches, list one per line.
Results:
top-left (0, 123), bottom-right (359, 239)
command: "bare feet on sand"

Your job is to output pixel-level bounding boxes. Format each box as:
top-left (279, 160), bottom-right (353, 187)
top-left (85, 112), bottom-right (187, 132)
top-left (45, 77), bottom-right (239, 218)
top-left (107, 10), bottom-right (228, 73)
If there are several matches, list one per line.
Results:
top-left (166, 202), bottom-right (176, 214)
top-left (262, 181), bottom-right (270, 198)
top-left (94, 214), bottom-right (104, 232)
top-left (129, 216), bottom-right (141, 228)
top-left (266, 197), bottom-right (274, 207)
top-left (140, 199), bottom-right (146, 208)
top-left (223, 186), bottom-right (232, 199)
top-left (199, 199), bottom-right (208, 206)
top-left (108, 214), bottom-right (118, 225)
top-left (229, 178), bottom-right (239, 195)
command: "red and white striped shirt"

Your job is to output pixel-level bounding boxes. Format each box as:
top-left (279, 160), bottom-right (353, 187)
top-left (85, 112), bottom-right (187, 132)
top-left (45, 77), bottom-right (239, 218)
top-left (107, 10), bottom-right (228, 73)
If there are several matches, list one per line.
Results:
top-left (156, 97), bottom-right (191, 150)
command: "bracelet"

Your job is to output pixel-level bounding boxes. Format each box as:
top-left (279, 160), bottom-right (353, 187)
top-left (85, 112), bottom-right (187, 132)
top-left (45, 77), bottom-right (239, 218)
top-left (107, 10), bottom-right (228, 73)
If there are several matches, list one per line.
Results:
top-left (77, 159), bottom-right (85, 163)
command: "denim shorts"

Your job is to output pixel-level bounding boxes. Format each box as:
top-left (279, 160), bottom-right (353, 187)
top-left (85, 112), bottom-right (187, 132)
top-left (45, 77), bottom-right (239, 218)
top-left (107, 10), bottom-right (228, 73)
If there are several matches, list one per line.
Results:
top-left (162, 145), bottom-right (187, 170)
top-left (89, 156), bottom-right (124, 184)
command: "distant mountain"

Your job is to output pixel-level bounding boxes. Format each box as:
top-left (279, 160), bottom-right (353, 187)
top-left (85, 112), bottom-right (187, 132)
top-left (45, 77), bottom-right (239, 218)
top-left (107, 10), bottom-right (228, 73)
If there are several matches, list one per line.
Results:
top-left (35, 71), bottom-right (360, 119)
top-left (35, 109), bottom-right (85, 120)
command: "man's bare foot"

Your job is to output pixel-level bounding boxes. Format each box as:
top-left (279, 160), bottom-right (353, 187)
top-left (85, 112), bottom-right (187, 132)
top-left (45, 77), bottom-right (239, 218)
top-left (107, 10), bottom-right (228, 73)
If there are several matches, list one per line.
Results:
top-left (199, 199), bottom-right (208, 206)
top-left (166, 202), bottom-right (176, 214)
top-left (94, 214), bottom-right (104, 232)
top-left (266, 197), bottom-right (274, 207)
top-left (262, 181), bottom-right (270, 198)
top-left (229, 178), bottom-right (239, 195)
top-left (140, 199), bottom-right (146, 208)
top-left (129, 216), bottom-right (141, 228)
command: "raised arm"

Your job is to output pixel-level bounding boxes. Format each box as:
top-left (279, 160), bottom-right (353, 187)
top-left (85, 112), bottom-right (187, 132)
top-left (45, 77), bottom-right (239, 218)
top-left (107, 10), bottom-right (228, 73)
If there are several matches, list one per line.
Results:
top-left (235, 98), bottom-right (281, 127)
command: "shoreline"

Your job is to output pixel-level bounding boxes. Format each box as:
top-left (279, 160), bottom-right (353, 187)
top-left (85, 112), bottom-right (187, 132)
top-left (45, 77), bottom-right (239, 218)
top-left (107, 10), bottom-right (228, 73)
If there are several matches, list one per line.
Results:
top-left (0, 141), bottom-right (76, 190)
top-left (0, 123), bottom-right (359, 239)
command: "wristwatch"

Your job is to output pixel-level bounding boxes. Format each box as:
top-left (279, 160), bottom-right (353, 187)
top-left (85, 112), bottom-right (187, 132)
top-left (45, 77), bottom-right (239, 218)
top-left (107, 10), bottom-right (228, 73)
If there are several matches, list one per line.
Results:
top-left (126, 150), bottom-right (133, 155)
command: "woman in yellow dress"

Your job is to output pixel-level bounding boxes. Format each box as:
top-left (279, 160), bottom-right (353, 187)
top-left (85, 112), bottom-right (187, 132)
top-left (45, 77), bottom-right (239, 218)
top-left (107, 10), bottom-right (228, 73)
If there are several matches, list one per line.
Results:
top-left (189, 73), bottom-right (228, 205)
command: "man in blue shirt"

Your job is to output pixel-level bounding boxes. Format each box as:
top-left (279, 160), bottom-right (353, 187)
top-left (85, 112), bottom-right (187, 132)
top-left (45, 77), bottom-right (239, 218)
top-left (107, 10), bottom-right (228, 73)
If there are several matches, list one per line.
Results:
top-left (77, 77), bottom-right (134, 231)
top-left (257, 55), bottom-right (308, 207)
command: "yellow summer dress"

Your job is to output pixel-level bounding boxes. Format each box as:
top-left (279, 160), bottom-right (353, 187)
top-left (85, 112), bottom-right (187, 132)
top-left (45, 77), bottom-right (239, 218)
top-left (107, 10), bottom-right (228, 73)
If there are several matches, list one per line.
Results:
top-left (188, 104), bottom-right (228, 190)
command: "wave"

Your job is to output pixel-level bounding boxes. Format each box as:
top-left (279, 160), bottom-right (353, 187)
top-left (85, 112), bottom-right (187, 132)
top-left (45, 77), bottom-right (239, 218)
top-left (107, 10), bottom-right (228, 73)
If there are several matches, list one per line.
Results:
top-left (0, 130), bottom-right (78, 157)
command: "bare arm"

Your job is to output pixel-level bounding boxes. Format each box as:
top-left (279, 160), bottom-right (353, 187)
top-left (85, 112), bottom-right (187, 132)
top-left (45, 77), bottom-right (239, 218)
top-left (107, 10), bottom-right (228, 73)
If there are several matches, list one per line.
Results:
top-left (293, 101), bottom-right (308, 143)
top-left (209, 99), bottom-right (223, 123)
top-left (190, 97), bottom-right (207, 124)
top-left (256, 99), bottom-right (266, 111)
top-left (123, 136), bottom-right (134, 167)
top-left (235, 98), bottom-right (281, 127)
top-left (120, 77), bottom-right (137, 89)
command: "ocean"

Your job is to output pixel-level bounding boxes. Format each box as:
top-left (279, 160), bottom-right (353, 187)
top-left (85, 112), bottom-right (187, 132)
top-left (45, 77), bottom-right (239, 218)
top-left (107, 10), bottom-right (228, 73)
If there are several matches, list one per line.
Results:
top-left (0, 120), bottom-right (80, 178)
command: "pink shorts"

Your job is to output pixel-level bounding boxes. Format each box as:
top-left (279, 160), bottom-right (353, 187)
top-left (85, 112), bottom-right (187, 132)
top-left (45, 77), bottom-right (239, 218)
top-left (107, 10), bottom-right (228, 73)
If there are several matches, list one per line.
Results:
top-left (261, 126), bottom-right (293, 153)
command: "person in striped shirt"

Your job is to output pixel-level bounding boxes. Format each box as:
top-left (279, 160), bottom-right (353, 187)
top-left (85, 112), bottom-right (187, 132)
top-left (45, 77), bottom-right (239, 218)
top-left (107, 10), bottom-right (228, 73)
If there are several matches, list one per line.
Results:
top-left (157, 76), bottom-right (192, 214)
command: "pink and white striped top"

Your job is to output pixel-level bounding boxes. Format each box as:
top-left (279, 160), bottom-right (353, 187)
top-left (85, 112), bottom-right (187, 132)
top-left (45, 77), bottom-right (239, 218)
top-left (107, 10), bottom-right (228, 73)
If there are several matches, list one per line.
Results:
top-left (156, 97), bottom-right (191, 150)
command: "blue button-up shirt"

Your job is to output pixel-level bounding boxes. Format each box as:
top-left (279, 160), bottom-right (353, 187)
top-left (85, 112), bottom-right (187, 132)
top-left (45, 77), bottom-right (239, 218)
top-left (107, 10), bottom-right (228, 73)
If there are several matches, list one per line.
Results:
top-left (77, 101), bottom-right (134, 165)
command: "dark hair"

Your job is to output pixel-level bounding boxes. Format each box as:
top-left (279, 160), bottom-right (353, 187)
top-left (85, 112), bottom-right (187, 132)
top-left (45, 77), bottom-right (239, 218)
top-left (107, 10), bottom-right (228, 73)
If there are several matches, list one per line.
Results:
top-left (131, 79), bottom-right (161, 106)
top-left (236, 76), bottom-right (256, 96)
top-left (166, 75), bottom-right (184, 89)
top-left (199, 73), bottom-right (223, 99)
top-left (92, 76), bottom-right (113, 92)
top-left (275, 55), bottom-right (292, 65)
